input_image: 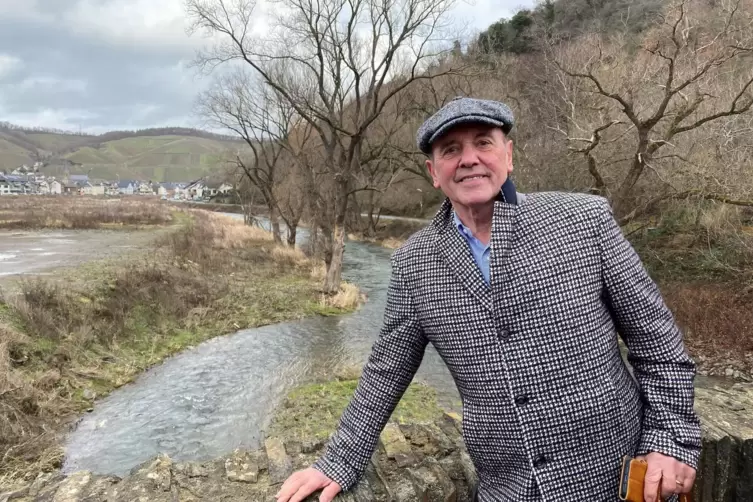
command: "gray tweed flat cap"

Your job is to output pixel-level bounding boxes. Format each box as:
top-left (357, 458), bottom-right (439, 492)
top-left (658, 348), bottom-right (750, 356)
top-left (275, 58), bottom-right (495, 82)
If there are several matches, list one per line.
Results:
top-left (416, 96), bottom-right (515, 154)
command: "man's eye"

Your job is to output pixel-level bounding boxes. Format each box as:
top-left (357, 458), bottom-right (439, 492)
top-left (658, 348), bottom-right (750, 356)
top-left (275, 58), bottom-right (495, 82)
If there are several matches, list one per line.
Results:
top-left (478, 139), bottom-right (492, 146)
top-left (443, 146), bottom-right (458, 155)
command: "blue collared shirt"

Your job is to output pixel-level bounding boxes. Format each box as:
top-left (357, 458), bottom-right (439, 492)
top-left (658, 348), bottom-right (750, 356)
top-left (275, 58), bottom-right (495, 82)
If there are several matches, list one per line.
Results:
top-left (453, 210), bottom-right (491, 285)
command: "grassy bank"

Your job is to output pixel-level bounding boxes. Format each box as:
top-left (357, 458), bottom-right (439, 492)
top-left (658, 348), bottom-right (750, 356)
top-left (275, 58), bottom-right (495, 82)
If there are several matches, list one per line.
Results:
top-left (266, 367), bottom-right (446, 443)
top-left (0, 208), bottom-right (362, 486)
top-left (0, 196), bottom-right (174, 230)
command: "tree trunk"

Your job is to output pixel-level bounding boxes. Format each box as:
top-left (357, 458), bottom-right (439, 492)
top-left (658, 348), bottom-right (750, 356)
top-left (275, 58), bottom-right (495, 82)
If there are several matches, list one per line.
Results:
top-left (287, 224), bottom-right (297, 247)
top-left (269, 203), bottom-right (282, 243)
top-left (324, 221), bottom-right (345, 294)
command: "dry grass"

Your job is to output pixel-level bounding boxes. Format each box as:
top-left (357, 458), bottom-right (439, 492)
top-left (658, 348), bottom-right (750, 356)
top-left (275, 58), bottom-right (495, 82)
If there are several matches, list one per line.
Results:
top-left (321, 282), bottom-right (365, 311)
top-left (0, 209), bottom-right (362, 485)
top-left (0, 197), bottom-right (173, 229)
top-left (203, 212), bottom-right (273, 247)
top-left (661, 281), bottom-right (753, 376)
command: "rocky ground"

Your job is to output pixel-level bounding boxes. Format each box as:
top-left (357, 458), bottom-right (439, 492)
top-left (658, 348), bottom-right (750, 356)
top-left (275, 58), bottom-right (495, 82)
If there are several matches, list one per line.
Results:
top-left (0, 413), bottom-right (476, 502)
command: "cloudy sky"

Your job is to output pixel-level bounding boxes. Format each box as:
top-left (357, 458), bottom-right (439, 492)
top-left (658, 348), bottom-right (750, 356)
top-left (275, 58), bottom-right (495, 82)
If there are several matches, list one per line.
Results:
top-left (0, 0), bottom-right (534, 134)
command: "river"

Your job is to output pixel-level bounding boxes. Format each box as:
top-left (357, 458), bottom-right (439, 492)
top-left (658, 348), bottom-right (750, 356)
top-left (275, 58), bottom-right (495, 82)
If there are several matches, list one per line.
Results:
top-left (61, 215), bottom-right (460, 478)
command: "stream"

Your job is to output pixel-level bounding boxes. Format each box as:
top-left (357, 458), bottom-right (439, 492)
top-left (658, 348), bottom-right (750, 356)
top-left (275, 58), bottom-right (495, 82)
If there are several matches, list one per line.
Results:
top-left (62, 215), bottom-right (461, 478)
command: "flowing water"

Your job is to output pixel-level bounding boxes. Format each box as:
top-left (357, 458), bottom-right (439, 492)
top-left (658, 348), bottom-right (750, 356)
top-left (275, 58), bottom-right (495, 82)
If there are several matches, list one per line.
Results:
top-left (62, 215), bottom-right (460, 477)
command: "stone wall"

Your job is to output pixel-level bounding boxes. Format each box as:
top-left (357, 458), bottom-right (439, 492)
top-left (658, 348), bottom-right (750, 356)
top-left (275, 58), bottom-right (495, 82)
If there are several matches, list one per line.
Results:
top-left (2, 382), bottom-right (752, 502)
top-left (0, 413), bottom-right (475, 502)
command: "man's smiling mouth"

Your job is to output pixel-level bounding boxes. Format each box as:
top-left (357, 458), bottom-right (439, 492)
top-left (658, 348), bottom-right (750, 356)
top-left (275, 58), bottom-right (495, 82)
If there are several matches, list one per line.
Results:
top-left (458, 175), bottom-right (488, 182)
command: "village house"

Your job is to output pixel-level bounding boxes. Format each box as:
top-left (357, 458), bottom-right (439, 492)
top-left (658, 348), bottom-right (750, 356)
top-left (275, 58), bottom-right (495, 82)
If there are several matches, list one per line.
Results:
top-left (185, 179), bottom-right (205, 200)
top-left (82, 182), bottom-right (105, 196)
top-left (136, 181), bottom-right (153, 195)
top-left (66, 174), bottom-right (90, 185)
top-left (50, 180), bottom-right (62, 195)
top-left (36, 180), bottom-right (50, 194)
top-left (203, 180), bottom-right (233, 198)
top-left (117, 181), bottom-right (135, 195)
top-left (0, 175), bottom-right (32, 195)
top-left (62, 183), bottom-right (80, 195)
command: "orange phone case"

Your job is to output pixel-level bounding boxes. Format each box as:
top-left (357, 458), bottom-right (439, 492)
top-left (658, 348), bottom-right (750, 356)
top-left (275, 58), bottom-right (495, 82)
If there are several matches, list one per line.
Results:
top-left (618, 456), bottom-right (692, 502)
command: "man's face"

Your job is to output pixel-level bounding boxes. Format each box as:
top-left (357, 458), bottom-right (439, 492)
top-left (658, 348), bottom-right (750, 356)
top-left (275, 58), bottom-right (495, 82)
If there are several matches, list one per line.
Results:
top-left (426, 125), bottom-right (514, 210)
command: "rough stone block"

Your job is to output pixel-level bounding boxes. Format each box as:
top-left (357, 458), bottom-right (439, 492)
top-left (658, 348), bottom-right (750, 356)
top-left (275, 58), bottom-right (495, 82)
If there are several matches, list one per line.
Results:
top-left (224, 450), bottom-right (259, 483)
top-left (174, 461), bottom-right (212, 478)
top-left (407, 460), bottom-right (456, 502)
top-left (265, 438), bottom-right (293, 484)
top-left (458, 451), bottom-right (478, 491)
top-left (439, 455), bottom-right (465, 480)
top-left (49, 471), bottom-right (92, 502)
top-left (381, 423), bottom-right (417, 468)
top-left (143, 455), bottom-right (172, 492)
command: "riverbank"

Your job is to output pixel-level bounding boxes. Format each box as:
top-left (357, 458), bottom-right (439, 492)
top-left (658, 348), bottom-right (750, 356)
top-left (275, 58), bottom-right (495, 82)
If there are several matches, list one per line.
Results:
top-left (348, 218), bottom-right (429, 249)
top-left (0, 209), bottom-right (362, 487)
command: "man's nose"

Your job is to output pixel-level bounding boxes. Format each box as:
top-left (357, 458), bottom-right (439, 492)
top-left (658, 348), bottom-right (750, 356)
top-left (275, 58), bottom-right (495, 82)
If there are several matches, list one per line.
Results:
top-left (458, 145), bottom-right (480, 169)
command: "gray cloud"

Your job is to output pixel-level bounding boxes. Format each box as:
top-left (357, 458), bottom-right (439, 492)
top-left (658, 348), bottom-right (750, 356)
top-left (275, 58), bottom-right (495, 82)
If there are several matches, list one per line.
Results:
top-left (0, 0), bottom-right (531, 133)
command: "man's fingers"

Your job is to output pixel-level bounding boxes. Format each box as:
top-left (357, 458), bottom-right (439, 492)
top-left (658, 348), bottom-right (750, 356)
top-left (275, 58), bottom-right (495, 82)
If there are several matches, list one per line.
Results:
top-left (289, 479), bottom-right (325, 502)
top-left (319, 482), bottom-right (342, 502)
top-left (643, 464), bottom-right (663, 502)
top-left (660, 470), bottom-right (679, 499)
top-left (677, 466), bottom-right (697, 494)
top-left (275, 474), bottom-right (300, 501)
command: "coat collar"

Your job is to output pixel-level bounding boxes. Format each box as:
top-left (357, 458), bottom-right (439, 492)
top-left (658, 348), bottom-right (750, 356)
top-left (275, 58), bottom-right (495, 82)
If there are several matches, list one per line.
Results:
top-left (431, 179), bottom-right (522, 315)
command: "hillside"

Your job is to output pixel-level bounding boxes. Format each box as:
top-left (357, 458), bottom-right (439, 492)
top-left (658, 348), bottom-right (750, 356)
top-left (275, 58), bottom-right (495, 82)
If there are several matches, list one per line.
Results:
top-left (0, 125), bottom-right (242, 182)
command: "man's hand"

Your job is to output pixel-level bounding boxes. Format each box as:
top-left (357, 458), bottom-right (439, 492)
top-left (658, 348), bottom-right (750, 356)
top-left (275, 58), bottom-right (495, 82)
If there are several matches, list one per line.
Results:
top-left (640, 452), bottom-right (696, 501)
top-left (275, 468), bottom-right (342, 502)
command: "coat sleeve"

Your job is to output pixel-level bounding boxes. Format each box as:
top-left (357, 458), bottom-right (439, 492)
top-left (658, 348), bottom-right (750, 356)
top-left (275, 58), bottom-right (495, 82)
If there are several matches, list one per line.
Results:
top-left (596, 200), bottom-right (702, 469)
top-left (312, 255), bottom-right (429, 490)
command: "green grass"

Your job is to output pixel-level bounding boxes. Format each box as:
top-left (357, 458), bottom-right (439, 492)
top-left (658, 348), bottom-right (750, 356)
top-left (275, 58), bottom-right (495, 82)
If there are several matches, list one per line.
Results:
top-left (267, 379), bottom-right (445, 442)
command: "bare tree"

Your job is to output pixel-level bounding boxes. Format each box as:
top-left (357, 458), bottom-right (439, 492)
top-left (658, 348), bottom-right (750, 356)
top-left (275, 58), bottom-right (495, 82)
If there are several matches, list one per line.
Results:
top-left (187, 0), bottom-right (463, 293)
top-left (547, 0), bottom-right (753, 223)
top-left (198, 72), bottom-right (300, 242)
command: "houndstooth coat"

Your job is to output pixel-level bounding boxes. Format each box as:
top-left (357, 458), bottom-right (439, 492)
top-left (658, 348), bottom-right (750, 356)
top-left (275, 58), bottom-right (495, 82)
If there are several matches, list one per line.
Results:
top-left (313, 188), bottom-right (702, 501)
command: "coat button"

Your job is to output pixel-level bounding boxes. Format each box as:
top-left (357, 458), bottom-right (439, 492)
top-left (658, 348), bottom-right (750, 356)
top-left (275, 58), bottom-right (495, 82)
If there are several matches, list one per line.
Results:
top-left (533, 454), bottom-right (547, 468)
top-left (498, 329), bottom-right (510, 340)
top-left (515, 395), bottom-right (529, 406)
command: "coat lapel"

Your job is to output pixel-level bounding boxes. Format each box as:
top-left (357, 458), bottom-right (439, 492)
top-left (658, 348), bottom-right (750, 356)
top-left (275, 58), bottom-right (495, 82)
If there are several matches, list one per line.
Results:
top-left (489, 200), bottom-right (521, 288)
top-left (430, 181), bottom-right (524, 315)
top-left (433, 199), bottom-right (494, 315)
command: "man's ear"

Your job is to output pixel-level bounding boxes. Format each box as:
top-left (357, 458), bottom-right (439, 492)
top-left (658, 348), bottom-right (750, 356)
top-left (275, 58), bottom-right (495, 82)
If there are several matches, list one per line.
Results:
top-left (426, 158), bottom-right (441, 189)
top-left (506, 139), bottom-right (514, 175)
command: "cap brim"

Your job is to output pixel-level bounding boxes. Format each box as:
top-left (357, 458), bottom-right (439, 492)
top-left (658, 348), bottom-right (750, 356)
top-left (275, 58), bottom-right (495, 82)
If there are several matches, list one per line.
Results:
top-left (423, 115), bottom-right (512, 154)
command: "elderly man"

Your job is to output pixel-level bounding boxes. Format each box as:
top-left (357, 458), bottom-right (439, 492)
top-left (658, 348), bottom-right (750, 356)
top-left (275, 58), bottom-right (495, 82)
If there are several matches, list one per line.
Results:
top-left (275, 97), bottom-right (702, 501)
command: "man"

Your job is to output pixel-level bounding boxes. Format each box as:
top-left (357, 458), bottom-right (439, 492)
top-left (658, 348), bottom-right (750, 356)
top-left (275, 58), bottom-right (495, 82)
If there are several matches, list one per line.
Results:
top-left (276, 97), bottom-right (702, 501)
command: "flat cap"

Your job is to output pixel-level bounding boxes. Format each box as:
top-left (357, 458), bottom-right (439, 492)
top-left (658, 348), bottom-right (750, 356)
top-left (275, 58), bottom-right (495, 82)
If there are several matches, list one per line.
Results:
top-left (416, 96), bottom-right (515, 154)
